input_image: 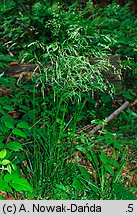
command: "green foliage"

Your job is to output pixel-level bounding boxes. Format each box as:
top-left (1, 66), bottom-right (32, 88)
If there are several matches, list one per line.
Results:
top-left (0, 85), bottom-right (33, 197)
top-left (0, 1), bottom-right (136, 199)
top-left (0, 171), bottom-right (32, 193)
top-left (0, 144), bottom-right (32, 195)
top-left (112, 182), bottom-right (136, 200)
top-left (72, 131), bottom-right (136, 199)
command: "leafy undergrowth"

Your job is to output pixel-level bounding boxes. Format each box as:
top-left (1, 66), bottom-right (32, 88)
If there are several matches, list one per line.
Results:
top-left (0, 77), bottom-right (136, 200)
top-left (0, 1), bottom-right (137, 199)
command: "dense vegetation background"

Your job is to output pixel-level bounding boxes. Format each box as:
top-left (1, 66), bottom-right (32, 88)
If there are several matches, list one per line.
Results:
top-left (0, 0), bottom-right (137, 199)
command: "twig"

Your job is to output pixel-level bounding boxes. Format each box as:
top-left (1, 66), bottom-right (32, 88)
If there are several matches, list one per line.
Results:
top-left (89, 101), bottom-right (129, 134)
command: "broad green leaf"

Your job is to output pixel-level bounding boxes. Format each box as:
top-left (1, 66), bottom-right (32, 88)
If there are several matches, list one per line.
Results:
top-left (112, 182), bottom-right (136, 200)
top-left (3, 105), bottom-right (14, 111)
top-left (0, 142), bottom-right (4, 149)
top-left (17, 121), bottom-right (30, 129)
top-left (0, 109), bottom-right (5, 115)
top-left (79, 166), bottom-right (90, 181)
top-left (131, 111), bottom-right (137, 117)
top-left (4, 172), bottom-right (19, 183)
top-left (104, 133), bottom-right (114, 140)
top-left (7, 164), bottom-right (12, 174)
top-left (28, 109), bottom-right (37, 121)
top-left (104, 133), bottom-right (114, 146)
top-left (0, 136), bottom-right (4, 142)
top-left (4, 121), bottom-right (14, 129)
top-left (108, 159), bottom-right (119, 168)
top-left (12, 154), bottom-right (25, 164)
top-left (100, 152), bottom-right (108, 164)
top-left (56, 118), bottom-right (62, 124)
top-left (56, 182), bottom-right (67, 191)
top-left (0, 159), bottom-right (11, 165)
top-left (11, 163), bottom-right (17, 171)
top-left (0, 179), bottom-right (12, 192)
top-left (10, 178), bottom-right (33, 192)
top-left (6, 141), bottom-right (23, 151)
top-left (12, 128), bottom-right (27, 138)
top-left (73, 177), bottom-right (83, 191)
top-left (101, 95), bottom-right (111, 104)
top-left (114, 141), bottom-right (123, 152)
top-left (19, 105), bottom-right (30, 111)
top-left (0, 78), bottom-right (9, 86)
top-left (104, 164), bottom-right (114, 174)
top-left (1, 115), bottom-right (13, 124)
top-left (0, 124), bottom-right (9, 133)
top-left (4, 150), bottom-right (11, 159)
top-left (76, 146), bottom-right (87, 154)
top-left (85, 153), bottom-right (93, 163)
top-left (0, 149), bottom-right (7, 159)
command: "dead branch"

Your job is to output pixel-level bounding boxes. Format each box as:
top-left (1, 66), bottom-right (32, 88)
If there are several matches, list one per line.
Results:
top-left (89, 101), bottom-right (129, 134)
